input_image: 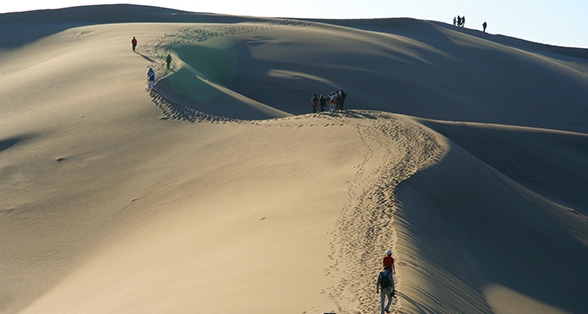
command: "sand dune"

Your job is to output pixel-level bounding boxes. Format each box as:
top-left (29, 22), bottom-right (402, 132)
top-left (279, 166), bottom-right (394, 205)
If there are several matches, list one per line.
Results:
top-left (1, 4), bottom-right (587, 314)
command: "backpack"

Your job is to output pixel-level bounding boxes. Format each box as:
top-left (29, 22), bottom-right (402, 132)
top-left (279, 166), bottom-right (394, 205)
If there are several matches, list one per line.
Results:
top-left (379, 271), bottom-right (392, 289)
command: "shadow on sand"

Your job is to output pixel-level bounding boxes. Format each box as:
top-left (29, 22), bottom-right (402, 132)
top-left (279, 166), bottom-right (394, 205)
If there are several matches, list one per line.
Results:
top-left (135, 51), bottom-right (156, 63)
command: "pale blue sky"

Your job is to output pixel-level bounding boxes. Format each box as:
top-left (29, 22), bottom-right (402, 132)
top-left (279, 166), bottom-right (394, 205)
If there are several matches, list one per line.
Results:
top-left (2, 0), bottom-right (587, 48)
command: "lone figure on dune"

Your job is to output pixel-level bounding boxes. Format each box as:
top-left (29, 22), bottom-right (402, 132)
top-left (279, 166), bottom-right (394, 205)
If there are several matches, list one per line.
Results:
top-left (131, 36), bottom-right (137, 51)
top-left (483, 21), bottom-right (488, 32)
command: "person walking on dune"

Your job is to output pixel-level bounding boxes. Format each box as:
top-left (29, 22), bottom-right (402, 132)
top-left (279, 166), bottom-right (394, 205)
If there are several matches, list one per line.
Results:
top-left (131, 36), bottom-right (137, 51)
top-left (147, 67), bottom-right (155, 90)
top-left (377, 265), bottom-right (395, 314)
top-left (383, 250), bottom-right (396, 274)
top-left (166, 53), bottom-right (172, 69)
top-left (483, 21), bottom-right (487, 32)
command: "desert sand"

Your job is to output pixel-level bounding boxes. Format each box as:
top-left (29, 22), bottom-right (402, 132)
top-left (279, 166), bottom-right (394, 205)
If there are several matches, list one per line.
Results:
top-left (1, 4), bottom-right (587, 314)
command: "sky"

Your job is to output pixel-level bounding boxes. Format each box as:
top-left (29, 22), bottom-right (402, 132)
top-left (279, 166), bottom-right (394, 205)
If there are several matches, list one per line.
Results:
top-left (1, 0), bottom-right (587, 49)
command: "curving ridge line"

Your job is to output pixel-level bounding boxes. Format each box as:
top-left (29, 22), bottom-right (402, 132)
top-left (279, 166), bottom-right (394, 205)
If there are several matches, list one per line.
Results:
top-left (321, 111), bottom-right (446, 313)
top-left (157, 52), bottom-right (291, 120)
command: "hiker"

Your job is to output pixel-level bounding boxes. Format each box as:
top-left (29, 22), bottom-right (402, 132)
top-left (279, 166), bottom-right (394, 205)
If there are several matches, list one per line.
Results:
top-left (319, 94), bottom-right (327, 112)
top-left (453, 16), bottom-right (456, 26)
top-left (483, 21), bottom-right (487, 32)
top-left (376, 265), bottom-right (395, 314)
top-left (147, 67), bottom-right (155, 90)
top-left (131, 36), bottom-right (137, 51)
top-left (311, 94), bottom-right (318, 113)
top-left (338, 90), bottom-right (347, 110)
top-left (166, 53), bottom-right (172, 69)
top-left (383, 250), bottom-right (396, 274)
top-left (461, 16), bottom-right (466, 27)
top-left (457, 16), bottom-right (461, 27)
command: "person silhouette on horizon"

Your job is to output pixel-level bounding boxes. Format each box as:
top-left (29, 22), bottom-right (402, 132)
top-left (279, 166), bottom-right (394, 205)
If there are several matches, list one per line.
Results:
top-left (483, 21), bottom-right (488, 32)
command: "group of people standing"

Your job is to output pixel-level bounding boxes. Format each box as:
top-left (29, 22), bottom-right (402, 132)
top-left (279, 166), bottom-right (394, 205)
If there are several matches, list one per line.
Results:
top-left (453, 17), bottom-right (488, 32)
top-left (311, 90), bottom-right (347, 113)
top-left (453, 15), bottom-right (466, 27)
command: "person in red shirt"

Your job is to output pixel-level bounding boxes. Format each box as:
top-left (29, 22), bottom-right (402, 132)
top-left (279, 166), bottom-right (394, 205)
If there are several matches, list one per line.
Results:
top-left (131, 36), bottom-right (138, 51)
top-left (382, 250), bottom-right (395, 274)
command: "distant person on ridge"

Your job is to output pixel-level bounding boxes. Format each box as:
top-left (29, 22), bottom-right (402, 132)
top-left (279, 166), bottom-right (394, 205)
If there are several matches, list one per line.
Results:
top-left (166, 53), bottom-right (172, 69)
top-left (453, 16), bottom-right (456, 26)
top-left (376, 265), bottom-right (395, 314)
top-left (311, 94), bottom-right (318, 113)
top-left (462, 16), bottom-right (466, 27)
top-left (131, 36), bottom-right (137, 51)
top-left (383, 250), bottom-right (396, 274)
top-left (483, 21), bottom-right (487, 32)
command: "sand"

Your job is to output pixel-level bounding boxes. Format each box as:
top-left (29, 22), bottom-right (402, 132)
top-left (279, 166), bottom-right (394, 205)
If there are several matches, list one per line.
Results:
top-left (1, 4), bottom-right (587, 314)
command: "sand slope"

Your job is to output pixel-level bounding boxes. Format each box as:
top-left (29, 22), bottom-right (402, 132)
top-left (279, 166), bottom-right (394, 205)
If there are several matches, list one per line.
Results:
top-left (1, 5), bottom-right (587, 314)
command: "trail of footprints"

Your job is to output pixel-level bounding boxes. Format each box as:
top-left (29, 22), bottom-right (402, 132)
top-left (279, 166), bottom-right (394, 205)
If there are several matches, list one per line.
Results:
top-left (150, 91), bottom-right (445, 313)
top-left (321, 111), bottom-right (445, 314)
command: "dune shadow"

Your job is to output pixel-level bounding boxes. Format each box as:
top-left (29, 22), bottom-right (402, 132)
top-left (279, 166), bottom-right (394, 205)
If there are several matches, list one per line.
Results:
top-left (395, 291), bottom-right (432, 314)
top-left (0, 138), bottom-right (21, 152)
top-left (420, 120), bottom-right (588, 213)
top-left (0, 135), bottom-right (34, 153)
top-left (397, 129), bottom-right (588, 313)
top-left (0, 23), bottom-right (80, 48)
top-left (151, 42), bottom-right (291, 121)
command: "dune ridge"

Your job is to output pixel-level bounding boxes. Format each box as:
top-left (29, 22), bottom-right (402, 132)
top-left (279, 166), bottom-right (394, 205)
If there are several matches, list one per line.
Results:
top-left (1, 4), bottom-right (587, 314)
